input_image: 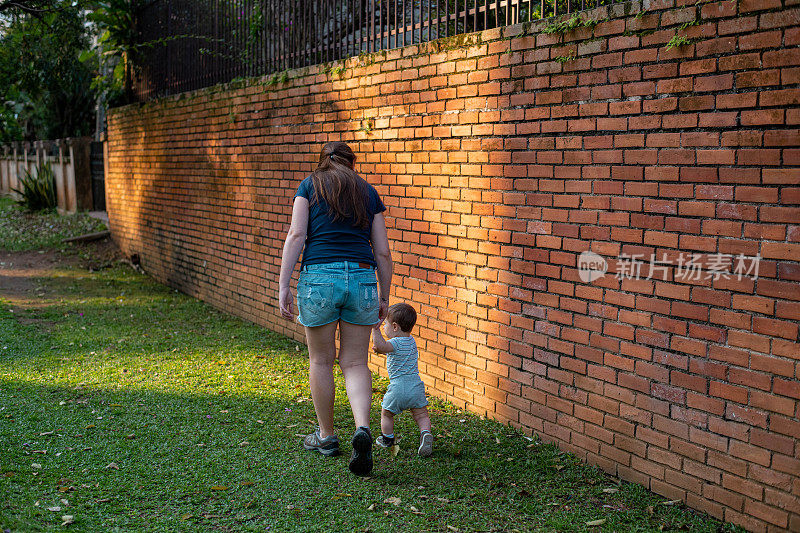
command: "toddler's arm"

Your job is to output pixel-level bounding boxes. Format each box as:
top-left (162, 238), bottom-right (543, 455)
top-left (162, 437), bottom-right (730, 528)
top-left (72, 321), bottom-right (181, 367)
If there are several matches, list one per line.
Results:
top-left (371, 328), bottom-right (394, 354)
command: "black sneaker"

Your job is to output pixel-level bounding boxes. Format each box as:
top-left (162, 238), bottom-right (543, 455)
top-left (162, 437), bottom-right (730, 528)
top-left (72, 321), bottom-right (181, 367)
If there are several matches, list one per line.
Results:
top-left (376, 434), bottom-right (395, 448)
top-left (303, 429), bottom-right (340, 457)
top-left (349, 426), bottom-right (373, 476)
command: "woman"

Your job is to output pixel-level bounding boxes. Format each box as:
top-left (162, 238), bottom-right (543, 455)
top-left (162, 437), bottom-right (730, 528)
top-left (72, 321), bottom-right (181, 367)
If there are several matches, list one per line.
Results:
top-left (278, 141), bottom-right (392, 476)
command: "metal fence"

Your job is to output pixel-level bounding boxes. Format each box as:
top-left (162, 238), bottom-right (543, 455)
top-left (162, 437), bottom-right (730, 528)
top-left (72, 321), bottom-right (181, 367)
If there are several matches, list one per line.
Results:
top-left (132, 0), bottom-right (616, 101)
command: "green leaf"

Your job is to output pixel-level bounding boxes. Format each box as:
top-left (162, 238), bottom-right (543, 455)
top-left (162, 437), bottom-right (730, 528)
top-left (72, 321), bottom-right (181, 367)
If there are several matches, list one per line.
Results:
top-left (14, 161), bottom-right (57, 211)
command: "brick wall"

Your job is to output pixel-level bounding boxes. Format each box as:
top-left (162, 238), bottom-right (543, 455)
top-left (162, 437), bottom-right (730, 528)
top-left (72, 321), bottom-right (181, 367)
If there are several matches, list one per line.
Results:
top-left (106, 1), bottom-right (800, 530)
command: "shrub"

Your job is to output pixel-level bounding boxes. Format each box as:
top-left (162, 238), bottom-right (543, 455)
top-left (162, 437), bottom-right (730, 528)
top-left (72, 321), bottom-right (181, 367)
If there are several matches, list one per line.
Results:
top-left (13, 161), bottom-right (57, 211)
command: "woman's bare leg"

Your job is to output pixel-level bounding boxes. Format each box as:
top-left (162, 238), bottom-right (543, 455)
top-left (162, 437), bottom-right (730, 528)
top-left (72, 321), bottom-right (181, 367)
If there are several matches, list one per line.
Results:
top-left (305, 321), bottom-right (339, 438)
top-left (337, 320), bottom-right (373, 429)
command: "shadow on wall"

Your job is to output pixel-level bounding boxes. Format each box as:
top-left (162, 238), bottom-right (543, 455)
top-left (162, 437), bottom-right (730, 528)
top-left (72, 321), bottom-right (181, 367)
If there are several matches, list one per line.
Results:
top-left (110, 80), bottom-right (360, 345)
top-left (108, 100), bottom-right (240, 329)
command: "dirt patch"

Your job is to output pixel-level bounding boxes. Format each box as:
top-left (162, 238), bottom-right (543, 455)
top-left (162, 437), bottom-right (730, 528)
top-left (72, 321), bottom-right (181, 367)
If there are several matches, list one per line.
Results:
top-left (0, 249), bottom-right (61, 306)
top-left (74, 236), bottom-right (123, 271)
top-left (0, 236), bottom-right (123, 310)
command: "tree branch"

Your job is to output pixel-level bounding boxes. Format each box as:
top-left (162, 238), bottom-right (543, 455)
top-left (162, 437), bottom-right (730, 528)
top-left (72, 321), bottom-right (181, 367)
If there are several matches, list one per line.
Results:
top-left (0, 0), bottom-right (59, 16)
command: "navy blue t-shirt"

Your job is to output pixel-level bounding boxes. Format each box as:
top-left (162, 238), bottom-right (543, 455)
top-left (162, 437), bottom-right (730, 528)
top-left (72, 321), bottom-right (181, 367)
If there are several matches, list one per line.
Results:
top-left (294, 175), bottom-right (386, 269)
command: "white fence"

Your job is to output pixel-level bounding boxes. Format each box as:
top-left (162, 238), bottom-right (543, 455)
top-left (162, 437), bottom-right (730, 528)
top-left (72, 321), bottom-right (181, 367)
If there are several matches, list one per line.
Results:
top-left (0, 137), bottom-right (100, 213)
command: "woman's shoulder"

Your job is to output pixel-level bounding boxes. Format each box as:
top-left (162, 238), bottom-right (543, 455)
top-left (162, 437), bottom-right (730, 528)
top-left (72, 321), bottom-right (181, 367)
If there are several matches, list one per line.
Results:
top-left (356, 174), bottom-right (374, 189)
top-left (295, 175), bottom-right (315, 197)
top-left (359, 177), bottom-right (384, 206)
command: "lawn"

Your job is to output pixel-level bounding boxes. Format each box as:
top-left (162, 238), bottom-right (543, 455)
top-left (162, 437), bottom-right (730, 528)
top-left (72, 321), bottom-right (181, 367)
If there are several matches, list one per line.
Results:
top-left (0, 197), bottom-right (107, 252)
top-left (0, 196), bottom-right (741, 532)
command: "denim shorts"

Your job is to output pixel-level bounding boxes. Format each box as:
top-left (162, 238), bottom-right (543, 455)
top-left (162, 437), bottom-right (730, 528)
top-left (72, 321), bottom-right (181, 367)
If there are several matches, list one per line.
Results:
top-left (296, 261), bottom-right (380, 328)
top-left (381, 375), bottom-right (429, 414)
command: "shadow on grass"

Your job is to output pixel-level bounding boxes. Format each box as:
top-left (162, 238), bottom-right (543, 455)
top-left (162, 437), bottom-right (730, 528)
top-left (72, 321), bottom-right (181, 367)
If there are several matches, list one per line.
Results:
top-left (2, 379), bottom-right (401, 532)
top-left (2, 379), bottom-right (731, 533)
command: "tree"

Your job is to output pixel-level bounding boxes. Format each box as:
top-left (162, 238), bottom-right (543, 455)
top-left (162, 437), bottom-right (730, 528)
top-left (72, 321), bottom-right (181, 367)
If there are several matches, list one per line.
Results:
top-left (86, 0), bottom-right (137, 105)
top-left (0, 1), bottom-right (96, 142)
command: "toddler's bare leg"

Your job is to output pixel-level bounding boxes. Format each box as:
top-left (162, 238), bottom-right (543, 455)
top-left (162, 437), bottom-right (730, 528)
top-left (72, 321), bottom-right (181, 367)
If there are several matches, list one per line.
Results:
top-left (411, 406), bottom-right (431, 433)
top-left (381, 408), bottom-right (395, 436)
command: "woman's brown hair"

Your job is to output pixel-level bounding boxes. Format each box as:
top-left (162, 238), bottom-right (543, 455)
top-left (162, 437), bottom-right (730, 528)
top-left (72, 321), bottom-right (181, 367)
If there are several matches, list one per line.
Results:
top-left (311, 141), bottom-right (370, 229)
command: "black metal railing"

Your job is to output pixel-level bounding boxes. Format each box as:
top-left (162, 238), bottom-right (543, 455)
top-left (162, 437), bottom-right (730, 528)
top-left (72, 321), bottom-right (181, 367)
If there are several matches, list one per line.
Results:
top-left (132, 0), bottom-right (617, 101)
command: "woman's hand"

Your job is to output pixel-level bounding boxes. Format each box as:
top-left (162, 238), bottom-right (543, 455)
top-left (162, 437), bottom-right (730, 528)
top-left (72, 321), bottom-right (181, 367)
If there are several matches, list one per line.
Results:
top-left (377, 299), bottom-right (388, 325)
top-left (279, 287), bottom-right (295, 319)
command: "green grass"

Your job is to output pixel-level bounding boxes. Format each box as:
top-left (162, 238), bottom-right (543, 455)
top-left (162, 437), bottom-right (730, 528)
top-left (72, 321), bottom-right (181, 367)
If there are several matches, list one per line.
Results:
top-left (0, 198), bottom-right (741, 532)
top-left (0, 196), bottom-right (107, 251)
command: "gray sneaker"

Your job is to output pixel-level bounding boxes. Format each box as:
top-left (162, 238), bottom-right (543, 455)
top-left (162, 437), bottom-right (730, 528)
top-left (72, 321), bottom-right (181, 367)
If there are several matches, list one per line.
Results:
top-left (418, 431), bottom-right (433, 457)
top-left (303, 429), bottom-right (340, 457)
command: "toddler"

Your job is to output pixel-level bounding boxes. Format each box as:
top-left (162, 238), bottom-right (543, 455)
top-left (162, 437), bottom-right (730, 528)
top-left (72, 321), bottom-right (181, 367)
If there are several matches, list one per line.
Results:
top-left (371, 302), bottom-right (433, 457)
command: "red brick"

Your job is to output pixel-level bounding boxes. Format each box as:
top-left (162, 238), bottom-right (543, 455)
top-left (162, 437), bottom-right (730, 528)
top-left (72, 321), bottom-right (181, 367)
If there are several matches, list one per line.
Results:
top-left (737, 69), bottom-right (780, 88)
top-left (737, 149), bottom-right (781, 166)
top-left (761, 206), bottom-right (800, 223)
top-left (679, 94), bottom-right (715, 111)
top-left (704, 484), bottom-right (744, 513)
top-left (758, 279), bottom-right (800, 301)
top-left (695, 74), bottom-right (733, 92)
top-left (710, 381), bottom-right (748, 404)
top-left (744, 499), bottom-right (789, 529)
top-left (740, 0), bottom-right (779, 11)
top-left (718, 15), bottom-right (757, 36)
top-left (760, 88), bottom-right (800, 107)
top-left (729, 440), bottom-right (771, 467)
top-left (760, 8), bottom-right (800, 30)
top-left (753, 316), bottom-right (799, 340)
top-left (741, 109), bottom-right (784, 125)
top-left (725, 509), bottom-right (769, 533)
top-left (696, 36), bottom-right (736, 57)
top-left (651, 382), bottom-right (685, 404)
top-left (773, 378), bottom-right (800, 400)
